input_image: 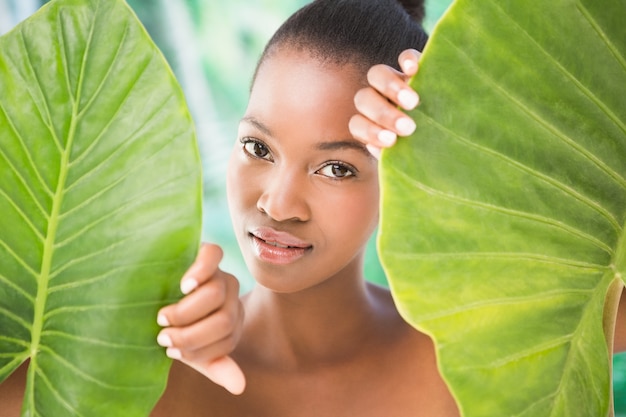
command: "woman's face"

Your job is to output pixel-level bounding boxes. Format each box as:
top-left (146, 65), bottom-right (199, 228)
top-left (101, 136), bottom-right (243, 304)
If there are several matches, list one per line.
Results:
top-left (226, 47), bottom-right (379, 293)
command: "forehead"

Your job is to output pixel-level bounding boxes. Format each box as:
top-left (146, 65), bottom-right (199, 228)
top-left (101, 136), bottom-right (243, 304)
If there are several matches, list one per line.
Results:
top-left (246, 48), bottom-right (364, 136)
top-left (253, 46), bottom-right (365, 93)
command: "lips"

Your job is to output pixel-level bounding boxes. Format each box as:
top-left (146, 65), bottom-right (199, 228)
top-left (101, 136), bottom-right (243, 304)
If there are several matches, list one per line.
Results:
top-left (249, 227), bottom-right (312, 265)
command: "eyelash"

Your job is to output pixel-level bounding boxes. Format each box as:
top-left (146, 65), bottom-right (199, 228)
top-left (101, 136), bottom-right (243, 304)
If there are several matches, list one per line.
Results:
top-left (241, 137), bottom-right (273, 162)
top-left (239, 137), bottom-right (358, 180)
top-left (316, 161), bottom-right (358, 180)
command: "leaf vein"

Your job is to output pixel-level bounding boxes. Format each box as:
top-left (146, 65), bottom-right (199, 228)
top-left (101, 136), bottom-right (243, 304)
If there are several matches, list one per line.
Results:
top-left (48, 259), bottom-right (180, 293)
top-left (34, 367), bottom-right (87, 417)
top-left (417, 289), bottom-right (594, 323)
top-left (76, 20), bottom-right (131, 117)
top-left (41, 345), bottom-right (148, 390)
top-left (458, 333), bottom-right (574, 370)
top-left (576, 2), bottom-right (626, 72)
top-left (0, 101), bottom-right (55, 198)
top-left (0, 272), bottom-right (35, 303)
top-left (391, 166), bottom-right (615, 255)
top-left (18, 28), bottom-right (65, 152)
top-left (0, 305), bottom-right (33, 331)
top-left (512, 391), bottom-right (558, 417)
top-left (66, 88), bottom-right (173, 187)
top-left (48, 234), bottom-right (134, 280)
top-left (0, 133), bottom-right (51, 218)
top-left (0, 187), bottom-right (45, 242)
top-left (42, 330), bottom-right (156, 350)
top-left (386, 251), bottom-right (608, 271)
top-left (422, 112), bottom-right (622, 233)
top-left (0, 336), bottom-right (30, 349)
top-left (44, 299), bottom-right (164, 320)
top-left (57, 8), bottom-right (75, 104)
top-left (56, 171), bottom-right (193, 248)
top-left (0, 237), bottom-right (39, 279)
top-left (485, 1), bottom-right (626, 176)
top-left (0, 354), bottom-right (29, 378)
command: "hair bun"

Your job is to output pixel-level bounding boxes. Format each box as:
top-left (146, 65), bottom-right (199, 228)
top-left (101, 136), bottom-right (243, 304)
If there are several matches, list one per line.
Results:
top-left (396, 0), bottom-right (425, 24)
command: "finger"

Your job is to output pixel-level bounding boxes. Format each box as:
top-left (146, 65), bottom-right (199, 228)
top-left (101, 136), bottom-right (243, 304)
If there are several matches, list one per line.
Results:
top-left (366, 144), bottom-right (382, 160)
top-left (354, 87), bottom-right (416, 138)
top-left (160, 310), bottom-right (234, 353)
top-left (161, 298), bottom-right (244, 363)
top-left (180, 243), bottom-right (224, 295)
top-left (398, 48), bottom-right (422, 77)
top-left (366, 64), bottom-right (419, 111)
top-left (349, 113), bottom-right (395, 149)
top-left (159, 299), bottom-right (239, 352)
top-left (158, 270), bottom-right (236, 327)
top-left (157, 272), bottom-right (241, 344)
top-left (167, 330), bottom-right (240, 365)
top-left (183, 356), bottom-right (246, 395)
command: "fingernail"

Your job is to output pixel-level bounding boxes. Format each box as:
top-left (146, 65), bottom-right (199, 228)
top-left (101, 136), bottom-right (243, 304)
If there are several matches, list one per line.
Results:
top-left (395, 117), bottom-right (416, 136)
top-left (166, 347), bottom-right (182, 360)
top-left (157, 313), bottom-right (170, 327)
top-left (157, 332), bottom-right (173, 347)
top-left (180, 277), bottom-right (198, 295)
top-left (377, 129), bottom-right (397, 146)
top-left (397, 89), bottom-right (419, 110)
top-left (402, 59), bottom-right (416, 74)
top-left (366, 144), bottom-right (381, 160)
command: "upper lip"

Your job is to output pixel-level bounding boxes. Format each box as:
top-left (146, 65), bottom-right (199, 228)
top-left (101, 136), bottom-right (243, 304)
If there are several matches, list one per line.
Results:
top-left (250, 227), bottom-right (312, 249)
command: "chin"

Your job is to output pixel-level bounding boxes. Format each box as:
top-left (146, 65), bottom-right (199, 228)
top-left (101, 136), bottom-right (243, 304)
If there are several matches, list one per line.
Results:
top-left (244, 261), bottom-right (314, 294)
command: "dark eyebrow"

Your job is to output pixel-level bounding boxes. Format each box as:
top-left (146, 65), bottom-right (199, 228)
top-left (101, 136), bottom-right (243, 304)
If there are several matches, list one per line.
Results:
top-left (240, 117), bottom-right (373, 159)
top-left (316, 140), bottom-right (372, 158)
top-left (240, 116), bottom-right (273, 137)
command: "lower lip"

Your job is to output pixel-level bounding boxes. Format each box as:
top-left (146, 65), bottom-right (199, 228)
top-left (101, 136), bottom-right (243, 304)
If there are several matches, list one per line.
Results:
top-left (251, 236), bottom-right (309, 265)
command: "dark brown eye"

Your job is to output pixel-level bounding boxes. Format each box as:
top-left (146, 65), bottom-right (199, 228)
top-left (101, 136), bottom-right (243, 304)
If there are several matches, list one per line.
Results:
top-left (318, 162), bottom-right (356, 179)
top-left (243, 139), bottom-right (271, 160)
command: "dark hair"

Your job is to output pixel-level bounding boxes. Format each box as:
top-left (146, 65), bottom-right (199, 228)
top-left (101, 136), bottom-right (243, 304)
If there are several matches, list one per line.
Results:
top-left (397, 0), bottom-right (426, 23)
top-left (255, 0), bottom-right (428, 78)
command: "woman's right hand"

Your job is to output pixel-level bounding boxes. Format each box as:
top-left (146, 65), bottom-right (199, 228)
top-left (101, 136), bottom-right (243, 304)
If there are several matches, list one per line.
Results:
top-left (350, 48), bottom-right (421, 158)
top-left (156, 243), bottom-right (246, 395)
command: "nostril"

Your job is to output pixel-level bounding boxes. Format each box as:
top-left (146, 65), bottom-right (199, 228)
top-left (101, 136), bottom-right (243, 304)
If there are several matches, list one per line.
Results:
top-left (256, 179), bottom-right (312, 222)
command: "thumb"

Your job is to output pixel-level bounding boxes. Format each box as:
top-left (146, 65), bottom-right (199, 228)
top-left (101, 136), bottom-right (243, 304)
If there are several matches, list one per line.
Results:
top-left (184, 355), bottom-right (246, 395)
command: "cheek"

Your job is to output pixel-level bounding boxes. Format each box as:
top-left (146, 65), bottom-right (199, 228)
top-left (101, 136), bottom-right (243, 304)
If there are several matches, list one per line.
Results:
top-left (322, 182), bottom-right (380, 247)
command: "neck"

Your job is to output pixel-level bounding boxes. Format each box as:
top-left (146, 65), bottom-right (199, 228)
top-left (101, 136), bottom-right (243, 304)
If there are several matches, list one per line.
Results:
top-left (241, 258), bottom-right (380, 369)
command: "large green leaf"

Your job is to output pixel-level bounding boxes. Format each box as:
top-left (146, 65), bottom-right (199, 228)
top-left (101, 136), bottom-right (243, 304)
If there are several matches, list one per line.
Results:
top-left (380, 0), bottom-right (625, 416)
top-left (0, 0), bottom-right (201, 415)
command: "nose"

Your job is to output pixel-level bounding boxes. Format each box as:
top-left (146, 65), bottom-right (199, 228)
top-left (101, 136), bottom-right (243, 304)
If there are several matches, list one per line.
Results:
top-left (256, 171), bottom-right (311, 222)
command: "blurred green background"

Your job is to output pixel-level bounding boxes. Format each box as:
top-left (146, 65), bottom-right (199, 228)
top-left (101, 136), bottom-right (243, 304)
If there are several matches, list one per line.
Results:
top-left (0, 0), bottom-right (623, 413)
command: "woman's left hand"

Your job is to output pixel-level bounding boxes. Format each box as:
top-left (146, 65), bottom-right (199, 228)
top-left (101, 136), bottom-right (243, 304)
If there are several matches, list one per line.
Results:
top-left (349, 48), bottom-right (421, 158)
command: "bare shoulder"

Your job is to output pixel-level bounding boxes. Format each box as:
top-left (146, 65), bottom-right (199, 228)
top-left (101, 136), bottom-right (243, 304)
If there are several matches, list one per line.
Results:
top-left (366, 282), bottom-right (424, 338)
top-left (366, 282), bottom-right (460, 416)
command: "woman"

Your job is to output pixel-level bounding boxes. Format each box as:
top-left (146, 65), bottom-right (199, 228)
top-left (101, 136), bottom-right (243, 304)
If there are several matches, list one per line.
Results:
top-left (152, 0), bottom-right (460, 415)
top-left (154, 0), bottom-right (626, 415)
